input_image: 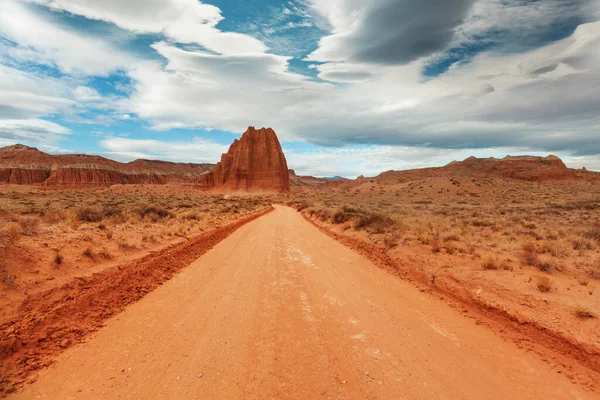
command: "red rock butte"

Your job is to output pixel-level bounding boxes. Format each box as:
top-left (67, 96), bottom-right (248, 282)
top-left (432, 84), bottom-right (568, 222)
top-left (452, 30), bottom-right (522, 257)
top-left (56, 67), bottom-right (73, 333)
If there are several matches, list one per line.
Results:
top-left (199, 127), bottom-right (290, 192)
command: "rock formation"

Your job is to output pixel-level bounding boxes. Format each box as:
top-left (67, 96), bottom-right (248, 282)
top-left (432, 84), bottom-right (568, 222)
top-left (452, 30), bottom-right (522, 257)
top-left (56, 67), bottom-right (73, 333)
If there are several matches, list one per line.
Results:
top-left (452, 155), bottom-right (581, 182)
top-left (0, 144), bottom-right (214, 186)
top-left (200, 127), bottom-right (290, 192)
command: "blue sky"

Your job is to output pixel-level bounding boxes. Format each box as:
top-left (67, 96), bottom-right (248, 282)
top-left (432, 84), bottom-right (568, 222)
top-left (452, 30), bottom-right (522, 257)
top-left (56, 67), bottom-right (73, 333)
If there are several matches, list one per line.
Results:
top-left (1, 0), bottom-right (599, 177)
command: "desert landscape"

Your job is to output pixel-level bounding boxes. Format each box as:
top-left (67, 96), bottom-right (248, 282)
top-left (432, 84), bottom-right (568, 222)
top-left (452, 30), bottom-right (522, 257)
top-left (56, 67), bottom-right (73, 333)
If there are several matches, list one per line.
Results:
top-left (0, 126), bottom-right (599, 398)
top-left (2, 0), bottom-right (600, 398)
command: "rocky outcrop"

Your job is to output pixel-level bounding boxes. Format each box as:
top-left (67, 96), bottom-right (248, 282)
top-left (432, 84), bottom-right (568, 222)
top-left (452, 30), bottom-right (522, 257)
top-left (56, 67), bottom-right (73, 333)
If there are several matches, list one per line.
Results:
top-left (200, 127), bottom-right (290, 192)
top-left (0, 144), bottom-right (214, 186)
top-left (452, 155), bottom-right (580, 182)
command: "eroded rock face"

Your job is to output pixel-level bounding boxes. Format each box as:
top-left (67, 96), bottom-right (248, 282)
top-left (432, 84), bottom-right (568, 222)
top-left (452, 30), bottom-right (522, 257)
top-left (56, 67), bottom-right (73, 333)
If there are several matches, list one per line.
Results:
top-left (455, 155), bottom-right (579, 182)
top-left (0, 144), bottom-right (214, 186)
top-left (200, 127), bottom-right (290, 192)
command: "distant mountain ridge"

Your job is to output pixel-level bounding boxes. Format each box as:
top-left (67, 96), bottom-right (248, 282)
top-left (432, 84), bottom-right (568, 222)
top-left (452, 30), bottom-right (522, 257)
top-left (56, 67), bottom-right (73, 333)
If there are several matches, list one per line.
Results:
top-left (368, 155), bottom-right (596, 185)
top-left (0, 144), bottom-right (214, 185)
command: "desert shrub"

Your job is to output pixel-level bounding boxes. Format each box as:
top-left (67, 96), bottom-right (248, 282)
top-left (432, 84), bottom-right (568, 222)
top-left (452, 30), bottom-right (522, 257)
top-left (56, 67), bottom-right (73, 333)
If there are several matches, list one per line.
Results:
top-left (574, 305), bottom-right (595, 319)
top-left (443, 234), bottom-right (460, 242)
top-left (355, 213), bottom-right (394, 233)
top-left (82, 246), bottom-right (94, 260)
top-left (295, 202), bottom-right (310, 211)
top-left (536, 276), bottom-right (553, 292)
top-left (535, 258), bottom-right (555, 272)
top-left (18, 216), bottom-right (40, 235)
top-left (1, 222), bottom-right (21, 244)
top-left (135, 206), bottom-right (172, 220)
top-left (1, 270), bottom-right (18, 290)
top-left (431, 238), bottom-right (442, 253)
top-left (181, 212), bottom-right (201, 221)
top-left (42, 211), bottom-right (66, 224)
top-left (539, 240), bottom-right (567, 257)
top-left (98, 249), bottom-right (112, 260)
top-left (577, 277), bottom-right (590, 286)
top-left (472, 219), bottom-right (494, 227)
top-left (54, 252), bottom-right (63, 265)
top-left (342, 205), bottom-right (364, 214)
top-left (572, 237), bottom-right (595, 251)
top-left (482, 258), bottom-right (498, 270)
top-left (77, 207), bottom-right (104, 222)
top-left (584, 226), bottom-right (600, 241)
top-left (383, 234), bottom-right (400, 253)
top-left (317, 209), bottom-right (331, 222)
top-left (332, 210), bottom-right (353, 224)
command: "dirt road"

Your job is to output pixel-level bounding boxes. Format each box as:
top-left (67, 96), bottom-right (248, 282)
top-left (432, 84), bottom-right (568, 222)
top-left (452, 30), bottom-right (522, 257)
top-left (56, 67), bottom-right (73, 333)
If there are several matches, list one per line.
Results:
top-left (10, 206), bottom-right (596, 399)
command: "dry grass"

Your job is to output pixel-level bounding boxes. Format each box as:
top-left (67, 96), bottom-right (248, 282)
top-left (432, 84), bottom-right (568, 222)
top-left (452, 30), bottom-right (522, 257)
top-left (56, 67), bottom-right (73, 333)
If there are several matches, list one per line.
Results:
top-left (291, 177), bottom-right (600, 284)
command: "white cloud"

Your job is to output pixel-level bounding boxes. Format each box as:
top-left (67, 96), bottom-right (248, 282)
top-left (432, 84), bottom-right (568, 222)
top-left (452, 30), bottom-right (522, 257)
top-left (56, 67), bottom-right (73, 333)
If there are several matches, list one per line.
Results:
top-left (98, 136), bottom-right (228, 163)
top-left (123, 42), bottom-right (331, 133)
top-left (112, 19), bottom-right (600, 161)
top-left (0, 118), bottom-right (71, 144)
top-left (25, 0), bottom-right (267, 55)
top-left (0, 64), bottom-right (75, 118)
top-left (0, 0), bottom-right (133, 75)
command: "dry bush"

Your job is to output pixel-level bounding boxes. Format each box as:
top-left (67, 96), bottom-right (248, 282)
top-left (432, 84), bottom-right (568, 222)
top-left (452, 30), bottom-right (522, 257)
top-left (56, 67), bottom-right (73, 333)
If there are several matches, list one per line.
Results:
top-left (1, 223), bottom-right (20, 244)
top-left (82, 246), bottom-right (94, 260)
top-left (295, 202), bottom-right (310, 211)
top-left (19, 217), bottom-right (40, 235)
top-left (42, 211), bottom-right (66, 224)
top-left (135, 206), bottom-right (172, 221)
top-left (536, 276), bottom-right (553, 292)
top-left (482, 258), bottom-right (499, 270)
top-left (574, 305), bottom-right (595, 319)
top-left (355, 213), bottom-right (395, 233)
top-left (541, 240), bottom-right (570, 257)
top-left (181, 212), bottom-right (201, 221)
top-left (317, 209), bottom-right (331, 222)
top-left (584, 226), bottom-right (600, 241)
top-left (98, 249), bottom-right (113, 260)
top-left (76, 207), bottom-right (104, 222)
top-left (572, 237), bottom-right (595, 251)
top-left (118, 241), bottom-right (136, 250)
top-left (383, 234), bottom-right (400, 253)
top-left (431, 238), bottom-right (442, 253)
top-left (577, 277), bottom-right (590, 286)
top-left (1, 270), bottom-right (18, 290)
top-left (535, 258), bottom-right (555, 272)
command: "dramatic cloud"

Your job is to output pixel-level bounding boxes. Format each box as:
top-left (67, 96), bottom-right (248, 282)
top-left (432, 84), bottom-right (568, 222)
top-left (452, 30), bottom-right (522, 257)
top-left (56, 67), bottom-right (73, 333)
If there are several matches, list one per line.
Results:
top-left (0, 0), bottom-right (598, 174)
top-left (307, 0), bottom-right (475, 64)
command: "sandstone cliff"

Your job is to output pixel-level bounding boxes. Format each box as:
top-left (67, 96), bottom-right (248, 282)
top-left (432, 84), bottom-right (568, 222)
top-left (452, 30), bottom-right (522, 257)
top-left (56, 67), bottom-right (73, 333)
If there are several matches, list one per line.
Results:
top-left (200, 127), bottom-right (290, 192)
top-left (0, 144), bottom-right (214, 186)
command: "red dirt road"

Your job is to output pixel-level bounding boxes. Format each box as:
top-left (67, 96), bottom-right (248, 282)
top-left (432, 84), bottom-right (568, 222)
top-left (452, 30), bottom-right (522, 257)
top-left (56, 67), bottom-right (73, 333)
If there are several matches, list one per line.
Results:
top-left (10, 206), bottom-right (597, 399)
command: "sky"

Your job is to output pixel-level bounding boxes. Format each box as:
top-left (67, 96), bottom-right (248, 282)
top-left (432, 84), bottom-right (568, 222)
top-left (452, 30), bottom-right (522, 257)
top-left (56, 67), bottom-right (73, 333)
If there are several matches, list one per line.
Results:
top-left (1, 0), bottom-right (599, 177)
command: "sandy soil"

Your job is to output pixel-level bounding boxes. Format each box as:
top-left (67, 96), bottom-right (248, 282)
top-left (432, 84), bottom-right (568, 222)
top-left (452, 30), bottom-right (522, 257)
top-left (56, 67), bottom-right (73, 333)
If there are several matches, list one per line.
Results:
top-left (8, 206), bottom-right (597, 399)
